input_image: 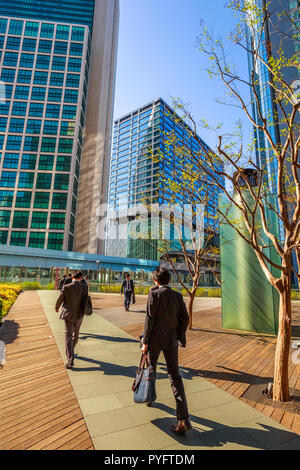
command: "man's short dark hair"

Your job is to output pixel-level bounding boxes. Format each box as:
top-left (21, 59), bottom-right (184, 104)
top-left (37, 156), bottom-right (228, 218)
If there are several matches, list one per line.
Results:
top-left (68, 273), bottom-right (72, 277)
top-left (125, 273), bottom-right (130, 278)
top-left (152, 267), bottom-right (170, 286)
top-left (74, 271), bottom-right (83, 279)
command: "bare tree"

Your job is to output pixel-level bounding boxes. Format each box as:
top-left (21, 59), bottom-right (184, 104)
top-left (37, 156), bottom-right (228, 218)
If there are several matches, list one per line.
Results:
top-left (158, 2), bottom-right (299, 402)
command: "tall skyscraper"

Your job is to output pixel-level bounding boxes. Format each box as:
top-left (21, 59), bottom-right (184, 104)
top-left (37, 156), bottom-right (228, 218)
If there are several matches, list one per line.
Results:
top-left (246, 0), bottom-right (299, 193)
top-left (0, 0), bottom-right (119, 252)
top-left (105, 98), bottom-right (223, 261)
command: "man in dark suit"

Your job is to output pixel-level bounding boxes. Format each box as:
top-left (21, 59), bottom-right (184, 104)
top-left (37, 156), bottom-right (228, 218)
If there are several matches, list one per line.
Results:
top-left (141, 267), bottom-right (190, 435)
top-left (58, 274), bottom-right (66, 291)
top-left (64, 273), bottom-right (72, 286)
top-left (120, 273), bottom-right (134, 311)
top-left (55, 271), bottom-right (88, 368)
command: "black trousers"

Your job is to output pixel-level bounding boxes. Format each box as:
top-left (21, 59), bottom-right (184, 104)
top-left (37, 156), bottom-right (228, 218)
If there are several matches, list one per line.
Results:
top-left (149, 347), bottom-right (189, 420)
top-left (124, 291), bottom-right (132, 309)
top-left (64, 316), bottom-right (83, 364)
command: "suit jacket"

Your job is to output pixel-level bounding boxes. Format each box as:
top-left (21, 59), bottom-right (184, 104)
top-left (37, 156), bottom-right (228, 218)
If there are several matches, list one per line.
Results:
top-left (121, 279), bottom-right (134, 294)
top-left (143, 285), bottom-right (189, 351)
top-left (55, 281), bottom-right (88, 321)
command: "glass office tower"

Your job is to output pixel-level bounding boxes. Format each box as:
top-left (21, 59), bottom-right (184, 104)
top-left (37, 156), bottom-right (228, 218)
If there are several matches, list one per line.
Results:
top-left (106, 98), bottom-right (222, 261)
top-left (246, 0), bottom-right (299, 194)
top-left (0, 0), bottom-right (119, 252)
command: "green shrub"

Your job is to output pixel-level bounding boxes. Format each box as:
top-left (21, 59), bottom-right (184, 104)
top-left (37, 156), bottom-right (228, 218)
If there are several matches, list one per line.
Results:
top-left (292, 290), bottom-right (300, 300)
top-left (46, 283), bottom-right (55, 290)
top-left (0, 284), bottom-right (20, 321)
top-left (20, 281), bottom-right (42, 290)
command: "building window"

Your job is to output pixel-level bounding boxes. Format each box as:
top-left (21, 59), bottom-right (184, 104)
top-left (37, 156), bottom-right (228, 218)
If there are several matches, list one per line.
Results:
top-left (64, 89), bottom-right (78, 103)
top-left (24, 136), bottom-right (39, 152)
top-left (3, 153), bottom-right (19, 169)
top-left (12, 101), bottom-right (27, 116)
top-left (29, 232), bottom-right (45, 248)
top-left (56, 25), bottom-right (70, 40)
top-left (15, 191), bottom-right (32, 208)
top-left (48, 88), bottom-right (62, 102)
top-left (0, 190), bottom-right (13, 207)
top-left (10, 231), bottom-right (27, 246)
top-left (52, 56), bottom-right (66, 71)
top-left (34, 192), bottom-right (50, 209)
top-left (38, 39), bottom-right (52, 54)
top-left (50, 72), bottom-right (64, 87)
top-left (14, 86), bottom-right (30, 100)
top-left (9, 118), bottom-right (25, 133)
top-left (56, 155), bottom-right (71, 172)
top-left (6, 135), bottom-right (22, 151)
top-left (25, 21), bottom-right (39, 37)
top-left (69, 43), bottom-right (83, 57)
top-left (13, 211), bottom-right (29, 229)
top-left (66, 74), bottom-right (80, 88)
top-left (62, 105), bottom-right (76, 119)
top-left (71, 26), bottom-right (84, 42)
top-left (40, 23), bottom-right (54, 39)
top-left (47, 232), bottom-right (63, 250)
top-left (6, 36), bottom-right (21, 50)
top-left (68, 57), bottom-right (82, 72)
top-left (60, 121), bottom-right (75, 136)
top-left (33, 71), bottom-right (48, 85)
top-left (58, 139), bottom-right (73, 154)
top-left (9, 20), bottom-right (23, 36)
top-left (31, 87), bottom-right (46, 101)
top-left (26, 119), bottom-right (42, 135)
top-left (31, 211), bottom-right (48, 229)
top-left (43, 120), bottom-right (59, 135)
top-left (0, 171), bottom-right (16, 187)
top-left (36, 54), bottom-right (50, 70)
top-left (52, 192), bottom-right (67, 210)
top-left (38, 154), bottom-right (54, 171)
top-left (0, 230), bottom-right (8, 244)
top-left (3, 52), bottom-right (18, 67)
top-left (36, 173), bottom-right (52, 190)
top-left (54, 41), bottom-right (68, 55)
top-left (1, 68), bottom-right (16, 83)
top-left (50, 212), bottom-right (65, 230)
top-left (46, 104), bottom-right (60, 119)
top-left (0, 18), bottom-right (8, 35)
top-left (0, 101), bottom-right (11, 115)
top-left (29, 102), bottom-right (44, 117)
top-left (19, 53), bottom-right (34, 68)
top-left (22, 38), bottom-right (37, 52)
top-left (0, 210), bottom-right (10, 227)
top-left (18, 172), bottom-right (34, 188)
top-left (21, 154), bottom-right (37, 170)
top-left (41, 137), bottom-right (56, 153)
top-left (17, 69), bottom-right (32, 84)
top-left (54, 174), bottom-right (69, 190)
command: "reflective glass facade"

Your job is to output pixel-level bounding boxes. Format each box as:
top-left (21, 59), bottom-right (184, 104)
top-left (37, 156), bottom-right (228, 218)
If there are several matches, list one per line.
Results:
top-left (106, 98), bottom-right (223, 260)
top-left (0, 1), bottom-right (95, 32)
top-left (0, 16), bottom-right (90, 250)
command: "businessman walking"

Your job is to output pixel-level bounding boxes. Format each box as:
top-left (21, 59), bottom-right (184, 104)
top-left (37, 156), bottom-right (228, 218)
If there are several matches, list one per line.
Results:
top-left (121, 273), bottom-right (134, 311)
top-left (141, 267), bottom-right (190, 435)
top-left (55, 271), bottom-right (88, 368)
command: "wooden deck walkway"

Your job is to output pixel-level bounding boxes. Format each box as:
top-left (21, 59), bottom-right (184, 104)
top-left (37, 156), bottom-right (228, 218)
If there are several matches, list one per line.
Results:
top-left (0, 291), bottom-right (94, 450)
top-left (122, 300), bottom-right (300, 436)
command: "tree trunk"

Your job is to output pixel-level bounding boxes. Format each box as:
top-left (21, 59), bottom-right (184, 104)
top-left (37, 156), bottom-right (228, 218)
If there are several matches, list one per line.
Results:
top-left (187, 288), bottom-right (197, 330)
top-left (273, 273), bottom-right (292, 402)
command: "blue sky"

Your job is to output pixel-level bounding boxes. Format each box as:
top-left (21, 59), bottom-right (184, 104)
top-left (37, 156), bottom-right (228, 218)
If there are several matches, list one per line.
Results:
top-left (114, 0), bottom-right (253, 151)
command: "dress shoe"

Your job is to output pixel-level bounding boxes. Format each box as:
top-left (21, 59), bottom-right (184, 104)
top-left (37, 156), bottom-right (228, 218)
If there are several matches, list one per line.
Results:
top-left (171, 419), bottom-right (192, 435)
top-left (65, 362), bottom-right (72, 369)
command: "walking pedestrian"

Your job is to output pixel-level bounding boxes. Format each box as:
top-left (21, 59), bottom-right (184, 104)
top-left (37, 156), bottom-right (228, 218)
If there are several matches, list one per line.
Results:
top-left (141, 267), bottom-right (191, 435)
top-left (121, 273), bottom-right (134, 311)
top-left (55, 271), bottom-right (88, 369)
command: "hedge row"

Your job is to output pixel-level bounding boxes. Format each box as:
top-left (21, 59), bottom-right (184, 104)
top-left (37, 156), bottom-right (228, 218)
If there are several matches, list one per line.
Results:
top-left (0, 284), bottom-right (22, 321)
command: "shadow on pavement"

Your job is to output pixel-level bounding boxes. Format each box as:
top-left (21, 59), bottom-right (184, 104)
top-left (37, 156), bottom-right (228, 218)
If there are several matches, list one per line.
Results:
top-left (0, 320), bottom-right (20, 344)
top-left (151, 402), bottom-right (299, 449)
top-left (79, 333), bottom-right (139, 344)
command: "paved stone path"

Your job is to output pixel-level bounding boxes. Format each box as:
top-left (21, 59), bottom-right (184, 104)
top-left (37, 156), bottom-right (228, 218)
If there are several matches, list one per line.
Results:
top-left (38, 291), bottom-right (300, 450)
